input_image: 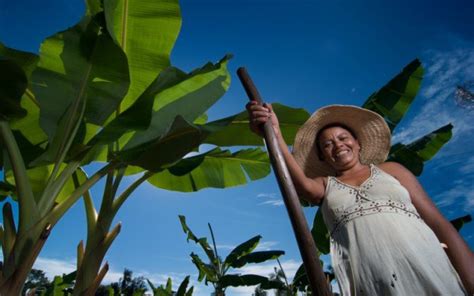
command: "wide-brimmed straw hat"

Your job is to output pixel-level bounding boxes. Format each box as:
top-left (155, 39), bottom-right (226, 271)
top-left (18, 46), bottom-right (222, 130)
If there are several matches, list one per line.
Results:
top-left (292, 105), bottom-right (391, 178)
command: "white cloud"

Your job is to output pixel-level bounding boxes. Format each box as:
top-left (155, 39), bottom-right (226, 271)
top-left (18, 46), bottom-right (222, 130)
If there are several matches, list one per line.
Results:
top-left (392, 47), bottom-right (474, 149)
top-left (459, 155), bottom-right (474, 174)
top-left (259, 199), bottom-right (284, 206)
top-left (257, 193), bottom-right (278, 198)
top-left (33, 257), bottom-right (76, 280)
top-left (216, 244), bottom-right (236, 250)
top-left (257, 192), bottom-right (284, 207)
top-left (255, 241), bottom-right (279, 251)
top-left (434, 180), bottom-right (474, 211)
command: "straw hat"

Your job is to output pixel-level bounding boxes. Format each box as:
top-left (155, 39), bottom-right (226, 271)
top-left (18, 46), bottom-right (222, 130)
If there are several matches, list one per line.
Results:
top-left (292, 105), bottom-right (391, 178)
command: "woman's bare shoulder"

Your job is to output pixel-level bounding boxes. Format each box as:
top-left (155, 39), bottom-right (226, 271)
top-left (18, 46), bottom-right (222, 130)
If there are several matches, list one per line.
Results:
top-left (377, 161), bottom-right (410, 177)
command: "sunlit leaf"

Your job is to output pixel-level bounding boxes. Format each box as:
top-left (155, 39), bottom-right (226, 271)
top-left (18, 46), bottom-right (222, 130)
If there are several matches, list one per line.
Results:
top-left (148, 147), bottom-right (270, 192)
top-left (203, 103), bottom-right (310, 146)
top-left (362, 59), bottom-right (423, 131)
top-left (104, 0), bottom-right (182, 111)
top-left (178, 215), bottom-right (216, 264)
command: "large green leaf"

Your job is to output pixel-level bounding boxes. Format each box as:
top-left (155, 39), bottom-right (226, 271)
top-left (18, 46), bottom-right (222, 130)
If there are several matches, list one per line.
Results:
top-left (31, 14), bottom-right (129, 164)
top-left (220, 274), bottom-right (274, 288)
top-left (450, 215), bottom-right (472, 232)
top-left (362, 59), bottom-right (423, 131)
top-left (389, 124), bottom-right (453, 176)
top-left (178, 215), bottom-right (217, 264)
top-left (119, 116), bottom-right (204, 171)
top-left (203, 103), bottom-right (310, 146)
top-left (122, 55), bottom-right (231, 151)
top-left (0, 59), bottom-right (28, 121)
top-left (87, 67), bottom-right (187, 148)
top-left (311, 207), bottom-right (330, 255)
top-left (104, 0), bottom-right (182, 111)
top-left (229, 250), bottom-right (285, 268)
top-left (224, 235), bottom-right (261, 268)
top-left (0, 42), bottom-right (39, 78)
top-left (148, 147), bottom-right (270, 192)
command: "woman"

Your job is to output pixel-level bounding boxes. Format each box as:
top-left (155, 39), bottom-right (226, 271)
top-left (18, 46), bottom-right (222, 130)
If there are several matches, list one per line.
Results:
top-left (247, 102), bottom-right (474, 295)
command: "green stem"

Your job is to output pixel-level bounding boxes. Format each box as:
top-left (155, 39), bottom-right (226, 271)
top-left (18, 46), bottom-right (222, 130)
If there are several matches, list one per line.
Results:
top-left (37, 160), bottom-right (81, 215)
top-left (208, 223), bottom-right (221, 276)
top-left (72, 171), bottom-right (97, 241)
top-left (46, 161), bottom-right (119, 225)
top-left (112, 171), bottom-right (154, 216)
top-left (0, 120), bottom-right (38, 235)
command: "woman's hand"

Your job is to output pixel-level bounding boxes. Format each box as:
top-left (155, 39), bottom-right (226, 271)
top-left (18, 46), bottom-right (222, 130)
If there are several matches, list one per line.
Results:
top-left (245, 101), bottom-right (280, 136)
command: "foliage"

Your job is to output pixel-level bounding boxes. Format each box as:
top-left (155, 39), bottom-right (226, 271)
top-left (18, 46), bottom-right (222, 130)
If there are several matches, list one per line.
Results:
top-left (450, 215), bottom-right (472, 232)
top-left (147, 276), bottom-right (194, 296)
top-left (108, 269), bottom-right (147, 296)
top-left (179, 215), bottom-right (285, 295)
top-left (0, 0), bottom-right (281, 294)
top-left (22, 269), bottom-right (49, 295)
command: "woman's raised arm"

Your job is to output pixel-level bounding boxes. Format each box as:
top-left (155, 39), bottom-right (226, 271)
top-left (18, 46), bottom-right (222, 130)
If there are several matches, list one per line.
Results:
top-left (246, 101), bottom-right (326, 204)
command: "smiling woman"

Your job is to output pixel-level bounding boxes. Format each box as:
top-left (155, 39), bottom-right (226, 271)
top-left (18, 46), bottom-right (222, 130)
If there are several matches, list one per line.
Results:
top-left (246, 102), bottom-right (474, 295)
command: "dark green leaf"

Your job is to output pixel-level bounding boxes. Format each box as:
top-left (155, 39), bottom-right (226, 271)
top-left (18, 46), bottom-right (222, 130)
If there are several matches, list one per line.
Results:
top-left (0, 42), bottom-right (39, 78)
top-left (230, 251), bottom-right (285, 268)
top-left (311, 207), bottom-right (330, 255)
top-left (176, 276), bottom-right (191, 296)
top-left (450, 215), bottom-right (472, 232)
top-left (292, 263), bottom-right (308, 290)
top-left (178, 215), bottom-right (217, 264)
top-left (224, 235), bottom-right (261, 268)
top-left (220, 274), bottom-right (272, 288)
top-left (362, 59), bottom-right (423, 131)
top-left (203, 103), bottom-right (310, 146)
top-left (148, 148), bottom-right (270, 192)
top-left (118, 116), bottom-right (204, 171)
top-left (389, 124), bottom-right (453, 176)
top-left (0, 59), bottom-right (27, 121)
top-left (0, 181), bottom-right (15, 201)
top-left (190, 253), bottom-right (218, 283)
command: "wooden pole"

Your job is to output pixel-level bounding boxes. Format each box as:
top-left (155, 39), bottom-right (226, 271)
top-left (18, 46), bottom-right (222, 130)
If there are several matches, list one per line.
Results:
top-left (237, 67), bottom-right (332, 296)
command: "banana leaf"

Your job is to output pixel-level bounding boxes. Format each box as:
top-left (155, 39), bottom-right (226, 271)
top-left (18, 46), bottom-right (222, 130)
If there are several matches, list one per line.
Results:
top-left (148, 147), bottom-right (270, 192)
top-left (363, 59), bottom-right (423, 131)
top-left (450, 215), bottom-right (472, 232)
top-left (311, 208), bottom-right (330, 254)
top-left (0, 42), bottom-right (39, 78)
top-left (178, 215), bottom-right (217, 264)
top-left (220, 274), bottom-right (274, 288)
top-left (0, 59), bottom-right (27, 121)
top-left (203, 103), bottom-right (310, 146)
top-left (389, 124), bottom-right (453, 176)
top-left (224, 235), bottom-right (261, 268)
top-left (104, 0), bottom-right (182, 112)
top-left (229, 250), bottom-right (285, 268)
top-left (190, 253), bottom-right (218, 283)
top-left (31, 13), bottom-right (129, 165)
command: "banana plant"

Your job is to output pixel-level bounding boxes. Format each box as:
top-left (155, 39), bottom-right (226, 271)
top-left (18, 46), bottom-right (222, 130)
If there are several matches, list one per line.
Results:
top-left (147, 276), bottom-right (194, 296)
top-left (178, 215), bottom-right (285, 296)
top-left (0, 0), bottom-right (308, 294)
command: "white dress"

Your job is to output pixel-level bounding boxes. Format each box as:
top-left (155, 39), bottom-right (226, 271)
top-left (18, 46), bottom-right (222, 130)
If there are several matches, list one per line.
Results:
top-left (321, 164), bottom-right (467, 295)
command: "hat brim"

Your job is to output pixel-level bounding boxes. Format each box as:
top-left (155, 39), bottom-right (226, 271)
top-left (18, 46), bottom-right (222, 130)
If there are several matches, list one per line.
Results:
top-left (292, 105), bottom-right (391, 178)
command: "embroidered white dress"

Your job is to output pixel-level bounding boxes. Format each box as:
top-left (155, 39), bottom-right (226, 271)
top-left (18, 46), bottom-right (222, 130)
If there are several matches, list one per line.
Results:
top-left (321, 164), bottom-right (467, 295)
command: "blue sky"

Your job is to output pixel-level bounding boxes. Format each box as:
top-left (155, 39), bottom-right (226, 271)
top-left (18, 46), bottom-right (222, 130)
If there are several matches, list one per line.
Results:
top-left (1, 0), bottom-right (474, 295)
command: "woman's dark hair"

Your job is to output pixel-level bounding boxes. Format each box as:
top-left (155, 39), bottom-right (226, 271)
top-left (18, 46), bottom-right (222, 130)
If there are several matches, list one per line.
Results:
top-left (315, 123), bottom-right (358, 161)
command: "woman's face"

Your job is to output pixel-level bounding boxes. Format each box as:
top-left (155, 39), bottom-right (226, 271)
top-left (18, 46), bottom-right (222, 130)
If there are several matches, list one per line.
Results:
top-left (318, 126), bottom-right (361, 170)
